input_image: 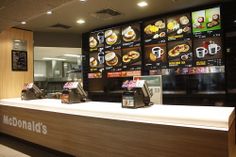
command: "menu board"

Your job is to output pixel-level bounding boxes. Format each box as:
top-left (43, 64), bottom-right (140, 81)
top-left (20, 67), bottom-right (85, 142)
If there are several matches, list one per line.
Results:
top-left (144, 43), bottom-right (168, 69)
top-left (88, 30), bottom-right (105, 79)
top-left (167, 39), bottom-right (193, 67)
top-left (143, 18), bottom-right (167, 44)
top-left (122, 23), bottom-right (141, 48)
top-left (104, 27), bottom-right (121, 50)
top-left (193, 36), bottom-right (223, 66)
top-left (167, 13), bottom-right (192, 41)
top-left (192, 7), bottom-right (221, 35)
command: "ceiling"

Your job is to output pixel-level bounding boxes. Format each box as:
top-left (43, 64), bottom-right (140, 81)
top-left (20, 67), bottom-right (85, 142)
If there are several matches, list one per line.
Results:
top-left (1, 0), bottom-right (228, 34)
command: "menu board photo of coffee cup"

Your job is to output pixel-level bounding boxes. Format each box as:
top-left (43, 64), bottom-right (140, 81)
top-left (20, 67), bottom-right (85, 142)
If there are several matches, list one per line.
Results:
top-left (192, 7), bottom-right (221, 34)
top-left (167, 13), bottom-right (192, 41)
top-left (193, 36), bottom-right (222, 66)
top-left (144, 43), bottom-right (167, 68)
top-left (122, 23), bottom-right (141, 48)
top-left (143, 18), bottom-right (166, 44)
top-left (104, 27), bottom-right (121, 50)
top-left (89, 30), bottom-right (105, 52)
top-left (167, 39), bottom-right (193, 67)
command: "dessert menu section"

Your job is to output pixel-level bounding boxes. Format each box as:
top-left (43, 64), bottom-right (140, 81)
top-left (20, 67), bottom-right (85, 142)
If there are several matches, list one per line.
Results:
top-left (88, 30), bottom-right (105, 79)
top-left (167, 13), bottom-right (192, 41)
top-left (167, 39), bottom-right (193, 68)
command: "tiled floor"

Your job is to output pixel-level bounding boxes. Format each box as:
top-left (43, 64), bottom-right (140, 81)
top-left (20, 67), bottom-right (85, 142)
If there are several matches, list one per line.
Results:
top-left (0, 134), bottom-right (73, 157)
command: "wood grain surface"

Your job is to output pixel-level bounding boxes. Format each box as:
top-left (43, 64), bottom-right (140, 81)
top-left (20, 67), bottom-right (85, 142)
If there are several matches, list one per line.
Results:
top-left (0, 105), bottom-right (235, 157)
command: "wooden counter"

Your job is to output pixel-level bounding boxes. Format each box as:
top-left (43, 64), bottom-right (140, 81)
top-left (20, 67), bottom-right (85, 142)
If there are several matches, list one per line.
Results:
top-left (0, 98), bottom-right (235, 157)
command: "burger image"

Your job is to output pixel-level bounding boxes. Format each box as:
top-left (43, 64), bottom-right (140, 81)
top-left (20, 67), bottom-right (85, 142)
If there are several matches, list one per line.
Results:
top-left (105, 51), bottom-right (118, 66)
top-left (89, 36), bottom-right (98, 48)
top-left (90, 57), bottom-right (98, 67)
top-left (122, 26), bottom-right (136, 42)
top-left (105, 30), bottom-right (118, 45)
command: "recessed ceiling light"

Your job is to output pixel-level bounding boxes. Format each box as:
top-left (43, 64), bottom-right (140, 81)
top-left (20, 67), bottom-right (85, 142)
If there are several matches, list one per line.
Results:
top-left (21, 21), bottom-right (26, 25)
top-left (80, 0), bottom-right (87, 2)
top-left (47, 10), bottom-right (52, 15)
top-left (137, 1), bottom-right (148, 7)
top-left (76, 19), bottom-right (85, 24)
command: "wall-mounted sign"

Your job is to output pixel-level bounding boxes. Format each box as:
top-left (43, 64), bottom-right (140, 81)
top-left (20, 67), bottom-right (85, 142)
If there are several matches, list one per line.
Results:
top-left (12, 39), bottom-right (27, 51)
top-left (12, 50), bottom-right (28, 71)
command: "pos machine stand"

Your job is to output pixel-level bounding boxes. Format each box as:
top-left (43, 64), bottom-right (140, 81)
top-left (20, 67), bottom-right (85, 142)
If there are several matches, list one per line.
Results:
top-left (61, 82), bottom-right (87, 104)
top-left (122, 80), bottom-right (153, 108)
top-left (21, 83), bottom-right (44, 100)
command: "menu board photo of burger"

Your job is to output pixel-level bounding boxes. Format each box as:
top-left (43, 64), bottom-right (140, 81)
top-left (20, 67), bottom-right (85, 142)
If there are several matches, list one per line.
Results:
top-left (144, 43), bottom-right (167, 69)
top-left (192, 7), bottom-right (221, 34)
top-left (193, 36), bottom-right (223, 66)
top-left (167, 39), bottom-right (193, 67)
top-left (89, 30), bottom-right (105, 52)
top-left (104, 27), bottom-right (121, 50)
top-left (122, 23), bottom-right (141, 48)
top-left (143, 18), bottom-right (167, 44)
top-left (167, 13), bottom-right (192, 41)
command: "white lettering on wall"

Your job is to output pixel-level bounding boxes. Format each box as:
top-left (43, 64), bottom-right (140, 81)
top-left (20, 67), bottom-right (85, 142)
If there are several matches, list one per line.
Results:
top-left (2, 115), bottom-right (47, 135)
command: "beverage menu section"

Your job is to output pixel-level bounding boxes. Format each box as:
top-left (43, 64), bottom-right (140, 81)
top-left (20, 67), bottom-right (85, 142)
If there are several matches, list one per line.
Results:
top-left (88, 6), bottom-right (223, 79)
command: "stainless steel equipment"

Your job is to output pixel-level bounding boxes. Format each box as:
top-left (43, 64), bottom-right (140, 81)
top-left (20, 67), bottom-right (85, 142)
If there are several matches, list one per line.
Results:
top-left (21, 83), bottom-right (44, 100)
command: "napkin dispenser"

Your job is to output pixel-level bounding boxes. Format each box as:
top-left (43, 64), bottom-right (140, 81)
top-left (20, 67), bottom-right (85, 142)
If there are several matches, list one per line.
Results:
top-left (61, 82), bottom-right (87, 104)
top-left (122, 80), bottom-right (153, 108)
top-left (21, 83), bottom-right (43, 100)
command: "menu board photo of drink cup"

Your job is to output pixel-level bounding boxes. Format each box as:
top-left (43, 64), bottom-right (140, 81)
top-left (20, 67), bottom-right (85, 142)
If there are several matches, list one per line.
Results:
top-left (194, 36), bottom-right (223, 66)
top-left (192, 7), bottom-right (221, 34)
top-left (104, 27), bottom-right (121, 50)
top-left (122, 23), bottom-right (141, 48)
top-left (167, 13), bottom-right (192, 41)
top-left (89, 30), bottom-right (105, 52)
top-left (143, 18), bottom-right (167, 44)
top-left (168, 39), bottom-right (193, 67)
top-left (144, 43), bottom-right (167, 69)
top-left (88, 47), bottom-right (104, 79)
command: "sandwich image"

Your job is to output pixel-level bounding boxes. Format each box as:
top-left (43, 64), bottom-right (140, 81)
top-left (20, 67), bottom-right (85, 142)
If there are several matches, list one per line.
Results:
top-left (122, 26), bottom-right (136, 42)
top-left (105, 51), bottom-right (119, 66)
top-left (90, 57), bottom-right (98, 67)
top-left (89, 36), bottom-right (98, 48)
top-left (105, 30), bottom-right (118, 45)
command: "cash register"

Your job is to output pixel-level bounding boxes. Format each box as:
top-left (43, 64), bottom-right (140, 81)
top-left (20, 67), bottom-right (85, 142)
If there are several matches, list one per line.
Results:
top-left (122, 80), bottom-right (153, 108)
top-left (21, 83), bottom-right (44, 100)
top-left (61, 81), bottom-right (87, 104)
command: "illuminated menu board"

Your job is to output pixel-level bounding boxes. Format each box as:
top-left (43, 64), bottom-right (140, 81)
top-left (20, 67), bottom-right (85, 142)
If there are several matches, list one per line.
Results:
top-left (121, 23), bottom-right (142, 77)
top-left (192, 7), bottom-right (223, 66)
top-left (167, 13), bottom-right (192, 41)
top-left (143, 18), bottom-right (168, 69)
top-left (88, 30), bottom-right (105, 79)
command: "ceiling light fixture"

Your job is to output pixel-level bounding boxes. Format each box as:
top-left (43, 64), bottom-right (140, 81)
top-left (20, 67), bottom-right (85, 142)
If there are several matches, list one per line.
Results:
top-left (21, 21), bottom-right (26, 25)
top-left (47, 10), bottom-right (52, 15)
top-left (234, 20), bottom-right (236, 23)
top-left (64, 54), bottom-right (81, 57)
top-left (80, 0), bottom-right (87, 2)
top-left (137, 1), bottom-right (148, 7)
top-left (43, 57), bottom-right (66, 61)
top-left (76, 19), bottom-right (85, 24)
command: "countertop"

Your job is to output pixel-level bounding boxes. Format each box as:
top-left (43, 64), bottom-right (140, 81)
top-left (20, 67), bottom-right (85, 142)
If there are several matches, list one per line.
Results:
top-left (0, 98), bottom-right (235, 131)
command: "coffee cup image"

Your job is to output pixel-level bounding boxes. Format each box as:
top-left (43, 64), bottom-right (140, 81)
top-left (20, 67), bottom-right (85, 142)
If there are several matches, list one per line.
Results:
top-left (152, 47), bottom-right (164, 59)
top-left (97, 52), bottom-right (104, 64)
top-left (208, 44), bottom-right (221, 55)
top-left (196, 47), bottom-right (208, 58)
top-left (97, 32), bottom-right (104, 44)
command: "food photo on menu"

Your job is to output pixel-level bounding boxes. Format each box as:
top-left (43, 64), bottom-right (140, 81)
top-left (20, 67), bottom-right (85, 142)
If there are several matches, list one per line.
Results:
top-left (104, 27), bottom-right (121, 49)
top-left (192, 7), bottom-right (221, 34)
top-left (89, 30), bottom-right (105, 51)
top-left (144, 43), bottom-right (167, 68)
top-left (167, 13), bottom-right (191, 41)
top-left (105, 49), bottom-right (122, 69)
top-left (143, 18), bottom-right (166, 43)
top-left (167, 39), bottom-right (193, 67)
top-left (122, 47), bottom-right (141, 67)
top-left (122, 23), bottom-right (141, 47)
top-left (193, 36), bottom-right (222, 66)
